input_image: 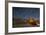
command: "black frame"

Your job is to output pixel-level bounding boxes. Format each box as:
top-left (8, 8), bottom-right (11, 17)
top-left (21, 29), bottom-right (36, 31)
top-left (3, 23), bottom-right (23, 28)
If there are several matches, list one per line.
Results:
top-left (5, 0), bottom-right (45, 34)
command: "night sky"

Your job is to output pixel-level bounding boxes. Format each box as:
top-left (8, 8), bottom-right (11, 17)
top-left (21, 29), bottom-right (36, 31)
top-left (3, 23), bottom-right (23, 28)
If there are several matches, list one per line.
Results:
top-left (12, 7), bottom-right (40, 19)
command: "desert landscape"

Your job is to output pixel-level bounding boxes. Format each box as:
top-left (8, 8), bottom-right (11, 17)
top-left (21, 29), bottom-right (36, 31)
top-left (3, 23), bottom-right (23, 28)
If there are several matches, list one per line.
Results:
top-left (12, 7), bottom-right (40, 28)
top-left (13, 16), bottom-right (40, 28)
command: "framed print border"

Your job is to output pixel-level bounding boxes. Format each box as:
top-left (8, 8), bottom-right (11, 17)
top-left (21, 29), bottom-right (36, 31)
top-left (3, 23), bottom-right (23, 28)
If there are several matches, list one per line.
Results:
top-left (5, 0), bottom-right (45, 34)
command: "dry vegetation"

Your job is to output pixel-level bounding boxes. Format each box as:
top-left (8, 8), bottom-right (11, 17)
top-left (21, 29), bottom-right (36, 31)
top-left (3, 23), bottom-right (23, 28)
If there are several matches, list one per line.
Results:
top-left (13, 17), bottom-right (40, 28)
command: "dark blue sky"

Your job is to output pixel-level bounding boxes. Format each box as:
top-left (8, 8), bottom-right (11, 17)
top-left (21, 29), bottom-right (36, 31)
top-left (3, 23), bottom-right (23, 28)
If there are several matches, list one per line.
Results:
top-left (13, 7), bottom-right (40, 19)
